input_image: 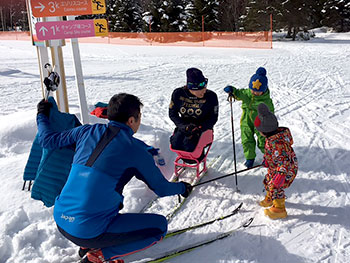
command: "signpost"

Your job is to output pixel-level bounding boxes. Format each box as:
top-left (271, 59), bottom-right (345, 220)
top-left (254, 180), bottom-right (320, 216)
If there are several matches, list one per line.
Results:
top-left (27, 0), bottom-right (108, 121)
top-left (30, 0), bottom-right (106, 17)
top-left (36, 19), bottom-right (108, 40)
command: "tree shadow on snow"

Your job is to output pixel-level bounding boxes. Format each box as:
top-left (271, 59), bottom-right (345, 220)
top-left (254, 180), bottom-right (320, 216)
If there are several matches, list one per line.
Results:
top-left (285, 202), bottom-right (350, 230)
top-left (293, 146), bottom-right (350, 175)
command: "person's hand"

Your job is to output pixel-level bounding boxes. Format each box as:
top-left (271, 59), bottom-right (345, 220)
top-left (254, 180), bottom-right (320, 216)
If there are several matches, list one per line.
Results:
top-left (224, 85), bottom-right (234, 94)
top-left (186, 124), bottom-right (201, 134)
top-left (37, 99), bottom-right (52, 117)
top-left (272, 173), bottom-right (285, 188)
top-left (181, 182), bottom-right (193, 198)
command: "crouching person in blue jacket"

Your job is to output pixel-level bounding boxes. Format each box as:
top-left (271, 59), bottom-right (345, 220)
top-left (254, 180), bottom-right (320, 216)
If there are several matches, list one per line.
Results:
top-left (36, 93), bottom-right (193, 263)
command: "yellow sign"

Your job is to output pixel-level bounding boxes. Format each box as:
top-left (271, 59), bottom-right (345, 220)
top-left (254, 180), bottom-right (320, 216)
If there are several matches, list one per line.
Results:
top-left (91, 0), bottom-right (106, 14)
top-left (94, 19), bottom-right (109, 37)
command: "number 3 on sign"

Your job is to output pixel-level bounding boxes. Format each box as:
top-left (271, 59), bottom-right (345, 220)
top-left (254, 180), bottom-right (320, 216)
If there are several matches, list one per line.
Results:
top-left (48, 1), bottom-right (59, 13)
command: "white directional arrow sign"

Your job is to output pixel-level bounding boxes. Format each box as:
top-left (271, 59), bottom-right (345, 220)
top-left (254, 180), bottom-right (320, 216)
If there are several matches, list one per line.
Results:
top-left (39, 26), bottom-right (48, 37)
top-left (34, 2), bottom-right (45, 13)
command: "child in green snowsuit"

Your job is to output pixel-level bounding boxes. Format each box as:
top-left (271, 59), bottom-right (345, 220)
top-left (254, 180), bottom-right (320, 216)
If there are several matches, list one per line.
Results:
top-left (224, 67), bottom-right (275, 168)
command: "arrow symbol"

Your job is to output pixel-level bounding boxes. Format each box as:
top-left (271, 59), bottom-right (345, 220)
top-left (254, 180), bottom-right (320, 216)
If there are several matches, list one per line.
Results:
top-left (39, 26), bottom-right (48, 36)
top-left (34, 2), bottom-right (45, 12)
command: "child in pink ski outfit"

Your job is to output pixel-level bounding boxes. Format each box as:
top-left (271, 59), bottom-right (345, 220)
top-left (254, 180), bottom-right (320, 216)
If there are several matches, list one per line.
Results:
top-left (254, 103), bottom-right (298, 219)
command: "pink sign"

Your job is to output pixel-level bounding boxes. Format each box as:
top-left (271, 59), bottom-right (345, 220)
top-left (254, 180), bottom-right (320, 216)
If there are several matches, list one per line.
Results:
top-left (35, 19), bottom-right (108, 40)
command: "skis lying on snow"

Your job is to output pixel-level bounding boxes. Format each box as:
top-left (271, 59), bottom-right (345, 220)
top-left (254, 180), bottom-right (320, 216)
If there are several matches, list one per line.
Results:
top-left (165, 202), bottom-right (243, 239)
top-left (143, 216), bottom-right (254, 263)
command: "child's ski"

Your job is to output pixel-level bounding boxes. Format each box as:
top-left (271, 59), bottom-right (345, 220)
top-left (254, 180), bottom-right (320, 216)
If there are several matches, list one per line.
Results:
top-left (165, 202), bottom-right (243, 239)
top-left (143, 217), bottom-right (254, 263)
top-left (165, 155), bottom-right (221, 222)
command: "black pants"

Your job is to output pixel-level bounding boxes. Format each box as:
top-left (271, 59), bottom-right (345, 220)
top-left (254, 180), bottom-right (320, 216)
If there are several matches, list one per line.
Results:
top-left (170, 128), bottom-right (201, 152)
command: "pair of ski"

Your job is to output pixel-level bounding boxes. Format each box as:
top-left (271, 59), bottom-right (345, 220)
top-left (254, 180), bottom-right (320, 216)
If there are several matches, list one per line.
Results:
top-left (135, 202), bottom-right (253, 262)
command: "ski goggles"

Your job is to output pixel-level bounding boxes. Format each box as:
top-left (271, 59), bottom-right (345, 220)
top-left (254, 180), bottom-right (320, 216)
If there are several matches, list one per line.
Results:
top-left (187, 78), bottom-right (208, 90)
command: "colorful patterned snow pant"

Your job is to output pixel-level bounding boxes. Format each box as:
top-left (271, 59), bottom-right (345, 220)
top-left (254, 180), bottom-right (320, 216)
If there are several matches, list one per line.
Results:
top-left (263, 167), bottom-right (298, 199)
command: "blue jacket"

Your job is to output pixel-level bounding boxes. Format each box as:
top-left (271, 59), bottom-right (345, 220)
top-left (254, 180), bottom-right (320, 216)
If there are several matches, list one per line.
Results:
top-left (37, 114), bottom-right (185, 238)
top-left (23, 97), bottom-right (79, 207)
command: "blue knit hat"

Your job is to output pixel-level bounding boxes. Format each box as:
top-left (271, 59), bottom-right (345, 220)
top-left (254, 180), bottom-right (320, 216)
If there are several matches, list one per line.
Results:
top-left (249, 67), bottom-right (268, 93)
top-left (186, 68), bottom-right (208, 90)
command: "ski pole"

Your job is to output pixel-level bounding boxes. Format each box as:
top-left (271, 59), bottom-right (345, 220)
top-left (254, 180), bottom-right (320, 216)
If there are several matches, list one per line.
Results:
top-left (228, 94), bottom-right (239, 192)
top-left (194, 164), bottom-right (262, 187)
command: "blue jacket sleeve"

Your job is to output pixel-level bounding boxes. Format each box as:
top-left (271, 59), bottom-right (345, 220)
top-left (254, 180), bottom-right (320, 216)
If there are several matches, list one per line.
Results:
top-left (132, 138), bottom-right (185, 197)
top-left (37, 113), bottom-right (88, 149)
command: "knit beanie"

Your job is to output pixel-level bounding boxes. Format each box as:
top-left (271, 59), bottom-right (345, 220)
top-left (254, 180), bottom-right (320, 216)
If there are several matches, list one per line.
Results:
top-left (186, 68), bottom-right (207, 90)
top-left (254, 103), bottom-right (278, 133)
top-left (249, 67), bottom-right (268, 93)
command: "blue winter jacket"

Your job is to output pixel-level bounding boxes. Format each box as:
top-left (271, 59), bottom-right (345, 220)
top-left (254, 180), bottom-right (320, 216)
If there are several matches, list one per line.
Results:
top-left (37, 114), bottom-right (185, 239)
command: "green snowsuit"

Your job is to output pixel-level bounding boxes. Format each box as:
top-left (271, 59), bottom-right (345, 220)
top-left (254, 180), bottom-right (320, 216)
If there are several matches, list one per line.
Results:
top-left (232, 88), bottom-right (275, 160)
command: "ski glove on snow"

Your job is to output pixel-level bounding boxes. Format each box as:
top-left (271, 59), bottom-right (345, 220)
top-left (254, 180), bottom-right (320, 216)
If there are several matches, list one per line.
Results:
top-left (272, 173), bottom-right (286, 188)
top-left (37, 99), bottom-right (52, 117)
top-left (181, 182), bottom-right (193, 198)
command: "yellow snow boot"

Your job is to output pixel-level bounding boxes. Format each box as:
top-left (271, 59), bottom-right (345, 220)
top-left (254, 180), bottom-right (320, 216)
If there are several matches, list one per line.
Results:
top-left (264, 198), bottom-right (287, 219)
top-left (259, 194), bottom-right (272, 207)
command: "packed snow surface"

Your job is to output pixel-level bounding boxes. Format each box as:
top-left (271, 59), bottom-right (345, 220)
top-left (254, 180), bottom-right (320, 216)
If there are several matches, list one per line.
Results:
top-left (0, 32), bottom-right (350, 263)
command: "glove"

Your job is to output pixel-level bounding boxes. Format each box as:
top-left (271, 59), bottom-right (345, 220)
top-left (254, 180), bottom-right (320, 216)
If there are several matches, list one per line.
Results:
top-left (147, 146), bottom-right (160, 156)
top-left (224, 85), bottom-right (234, 94)
top-left (186, 124), bottom-right (201, 135)
top-left (262, 158), bottom-right (268, 168)
top-left (181, 182), bottom-right (193, 198)
top-left (37, 99), bottom-right (52, 117)
top-left (272, 173), bottom-right (286, 188)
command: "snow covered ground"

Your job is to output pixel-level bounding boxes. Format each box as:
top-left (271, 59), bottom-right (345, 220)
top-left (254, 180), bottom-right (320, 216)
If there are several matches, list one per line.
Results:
top-left (0, 31), bottom-right (350, 263)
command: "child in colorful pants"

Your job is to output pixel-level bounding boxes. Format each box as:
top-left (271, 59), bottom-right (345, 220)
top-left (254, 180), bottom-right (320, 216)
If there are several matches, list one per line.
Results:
top-left (254, 103), bottom-right (298, 219)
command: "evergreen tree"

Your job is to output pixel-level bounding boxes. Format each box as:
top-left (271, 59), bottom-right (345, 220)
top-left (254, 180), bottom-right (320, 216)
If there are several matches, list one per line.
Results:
top-left (160, 0), bottom-right (187, 32)
top-left (187, 0), bottom-right (220, 31)
top-left (142, 0), bottom-right (163, 32)
top-left (321, 0), bottom-right (350, 32)
top-left (308, 0), bottom-right (327, 29)
top-left (217, 0), bottom-right (248, 31)
top-left (279, 0), bottom-right (315, 39)
top-left (241, 0), bottom-right (277, 32)
top-left (109, 0), bottom-right (143, 32)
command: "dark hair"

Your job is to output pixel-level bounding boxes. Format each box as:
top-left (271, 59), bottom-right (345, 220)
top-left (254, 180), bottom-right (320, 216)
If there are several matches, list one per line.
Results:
top-left (107, 93), bottom-right (143, 123)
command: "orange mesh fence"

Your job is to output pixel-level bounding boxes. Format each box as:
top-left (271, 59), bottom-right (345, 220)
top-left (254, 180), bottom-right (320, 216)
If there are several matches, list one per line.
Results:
top-left (0, 31), bottom-right (31, 41)
top-left (0, 31), bottom-right (272, 49)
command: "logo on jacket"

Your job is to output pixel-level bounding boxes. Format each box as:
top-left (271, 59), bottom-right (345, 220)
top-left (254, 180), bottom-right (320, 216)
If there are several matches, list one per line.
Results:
top-left (61, 213), bottom-right (75, 223)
